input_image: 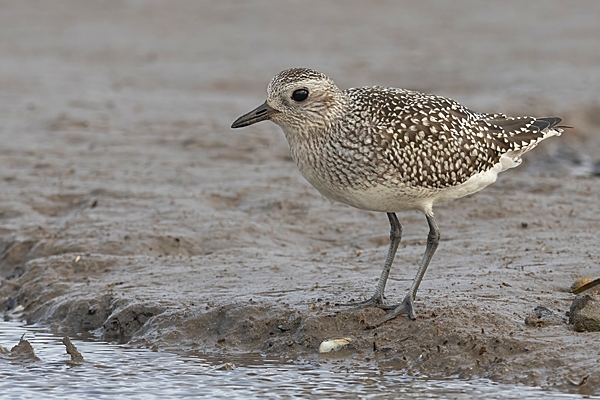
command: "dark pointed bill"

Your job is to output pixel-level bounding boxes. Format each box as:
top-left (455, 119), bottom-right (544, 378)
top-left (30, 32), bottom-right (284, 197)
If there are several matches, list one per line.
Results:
top-left (231, 101), bottom-right (278, 128)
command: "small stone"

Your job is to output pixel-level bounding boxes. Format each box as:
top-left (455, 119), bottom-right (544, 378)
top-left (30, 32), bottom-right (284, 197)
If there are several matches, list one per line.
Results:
top-left (569, 295), bottom-right (600, 332)
top-left (318, 337), bottom-right (352, 353)
top-left (524, 306), bottom-right (564, 327)
top-left (215, 363), bottom-right (236, 370)
top-left (63, 337), bottom-right (84, 362)
top-left (8, 338), bottom-right (40, 361)
top-left (12, 305), bottom-right (24, 313)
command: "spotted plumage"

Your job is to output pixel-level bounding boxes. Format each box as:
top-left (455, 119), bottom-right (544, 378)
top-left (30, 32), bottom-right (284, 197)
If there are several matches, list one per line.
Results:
top-left (231, 68), bottom-right (563, 324)
top-left (343, 86), bottom-right (557, 190)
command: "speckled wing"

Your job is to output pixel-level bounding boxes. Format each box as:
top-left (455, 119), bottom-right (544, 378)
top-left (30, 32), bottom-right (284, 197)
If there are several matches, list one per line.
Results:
top-left (345, 87), bottom-right (562, 189)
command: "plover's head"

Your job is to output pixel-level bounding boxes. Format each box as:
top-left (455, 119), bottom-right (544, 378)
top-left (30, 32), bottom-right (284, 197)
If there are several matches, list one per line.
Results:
top-left (231, 68), bottom-right (346, 133)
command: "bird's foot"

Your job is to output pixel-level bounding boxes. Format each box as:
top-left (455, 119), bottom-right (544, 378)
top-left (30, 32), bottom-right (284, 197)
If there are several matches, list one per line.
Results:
top-left (338, 292), bottom-right (386, 310)
top-left (370, 294), bottom-right (416, 327)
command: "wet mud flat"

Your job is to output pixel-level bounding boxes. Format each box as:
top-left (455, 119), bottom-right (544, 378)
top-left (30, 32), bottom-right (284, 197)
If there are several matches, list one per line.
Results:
top-left (1, 0), bottom-right (600, 396)
top-left (3, 171), bottom-right (600, 395)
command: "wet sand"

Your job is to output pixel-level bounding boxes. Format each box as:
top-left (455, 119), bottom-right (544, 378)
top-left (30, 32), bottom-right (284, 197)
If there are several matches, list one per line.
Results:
top-left (1, 0), bottom-right (599, 395)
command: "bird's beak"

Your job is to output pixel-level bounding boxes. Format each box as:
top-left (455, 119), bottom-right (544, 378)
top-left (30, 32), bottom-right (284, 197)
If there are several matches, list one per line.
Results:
top-left (231, 101), bottom-right (278, 128)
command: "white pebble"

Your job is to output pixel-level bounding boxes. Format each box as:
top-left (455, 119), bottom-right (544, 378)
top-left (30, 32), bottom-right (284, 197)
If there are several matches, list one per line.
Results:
top-left (318, 338), bottom-right (352, 353)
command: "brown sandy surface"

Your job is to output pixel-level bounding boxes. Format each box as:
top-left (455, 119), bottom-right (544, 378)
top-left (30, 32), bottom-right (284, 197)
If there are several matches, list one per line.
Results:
top-left (1, 0), bottom-right (599, 394)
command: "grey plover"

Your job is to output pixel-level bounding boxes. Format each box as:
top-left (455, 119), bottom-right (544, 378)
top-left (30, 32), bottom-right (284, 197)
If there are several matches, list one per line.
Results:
top-left (231, 68), bottom-right (563, 325)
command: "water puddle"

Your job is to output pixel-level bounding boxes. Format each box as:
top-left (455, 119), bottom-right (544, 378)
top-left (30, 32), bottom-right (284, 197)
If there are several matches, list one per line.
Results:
top-left (0, 318), bottom-right (581, 399)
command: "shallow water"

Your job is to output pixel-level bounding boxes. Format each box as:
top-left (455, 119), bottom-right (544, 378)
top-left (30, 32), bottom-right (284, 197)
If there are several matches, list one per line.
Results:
top-left (0, 318), bottom-right (582, 400)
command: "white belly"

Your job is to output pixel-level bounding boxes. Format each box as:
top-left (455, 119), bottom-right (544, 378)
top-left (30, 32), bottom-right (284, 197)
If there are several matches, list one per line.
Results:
top-left (300, 161), bottom-right (504, 214)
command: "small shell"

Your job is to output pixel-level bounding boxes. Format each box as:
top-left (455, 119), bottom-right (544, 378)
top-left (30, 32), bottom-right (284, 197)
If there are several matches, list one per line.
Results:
top-left (571, 278), bottom-right (600, 295)
top-left (571, 278), bottom-right (593, 292)
top-left (318, 337), bottom-right (352, 353)
top-left (215, 363), bottom-right (236, 370)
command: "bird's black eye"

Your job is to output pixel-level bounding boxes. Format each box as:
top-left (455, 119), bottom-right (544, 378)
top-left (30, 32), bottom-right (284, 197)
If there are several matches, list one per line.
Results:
top-left (291, 89), bottom-right (309, 102)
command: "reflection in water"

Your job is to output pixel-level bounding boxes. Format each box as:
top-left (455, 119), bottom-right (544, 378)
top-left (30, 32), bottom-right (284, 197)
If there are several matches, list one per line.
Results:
top-left (0, 319), bottom-right (578, 399)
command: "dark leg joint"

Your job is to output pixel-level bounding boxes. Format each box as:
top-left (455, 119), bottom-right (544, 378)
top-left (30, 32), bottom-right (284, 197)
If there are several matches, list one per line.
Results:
top-left (427, 229), bottom-right (440, 246)
top-left (426, 215), bottom-right (440, 246)
top-left (387, 212), bottom-right (402, 242)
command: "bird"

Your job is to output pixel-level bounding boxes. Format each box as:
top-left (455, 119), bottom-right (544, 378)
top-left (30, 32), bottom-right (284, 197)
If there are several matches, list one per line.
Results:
top-left (231, 68), bottom-right (563, 326)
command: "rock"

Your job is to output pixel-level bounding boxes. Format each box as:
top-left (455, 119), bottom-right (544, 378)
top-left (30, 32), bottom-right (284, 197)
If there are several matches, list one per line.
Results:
top-left (569, 295), bottom-right (600, 332)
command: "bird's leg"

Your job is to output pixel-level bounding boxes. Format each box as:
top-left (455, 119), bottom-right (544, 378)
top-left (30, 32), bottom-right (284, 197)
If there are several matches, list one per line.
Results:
top-left (373, 213), bottom-right (440, 326)
top-left (341, 212), bottom-right (402, 309)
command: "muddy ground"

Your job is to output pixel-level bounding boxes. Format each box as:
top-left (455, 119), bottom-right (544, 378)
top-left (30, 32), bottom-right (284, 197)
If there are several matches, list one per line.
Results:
top-left (1, 0), bottom-right (599, 395)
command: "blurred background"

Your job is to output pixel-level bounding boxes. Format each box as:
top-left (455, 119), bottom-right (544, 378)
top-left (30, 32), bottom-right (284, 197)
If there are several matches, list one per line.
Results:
top-left (2, 1), bottom-right (599, 179)
top-left (1, 0), bottom-right (599, 292)
top-left (1, 0), bottom-right (599, 316)
top-left (1, 1), bottom-right (599, 395)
